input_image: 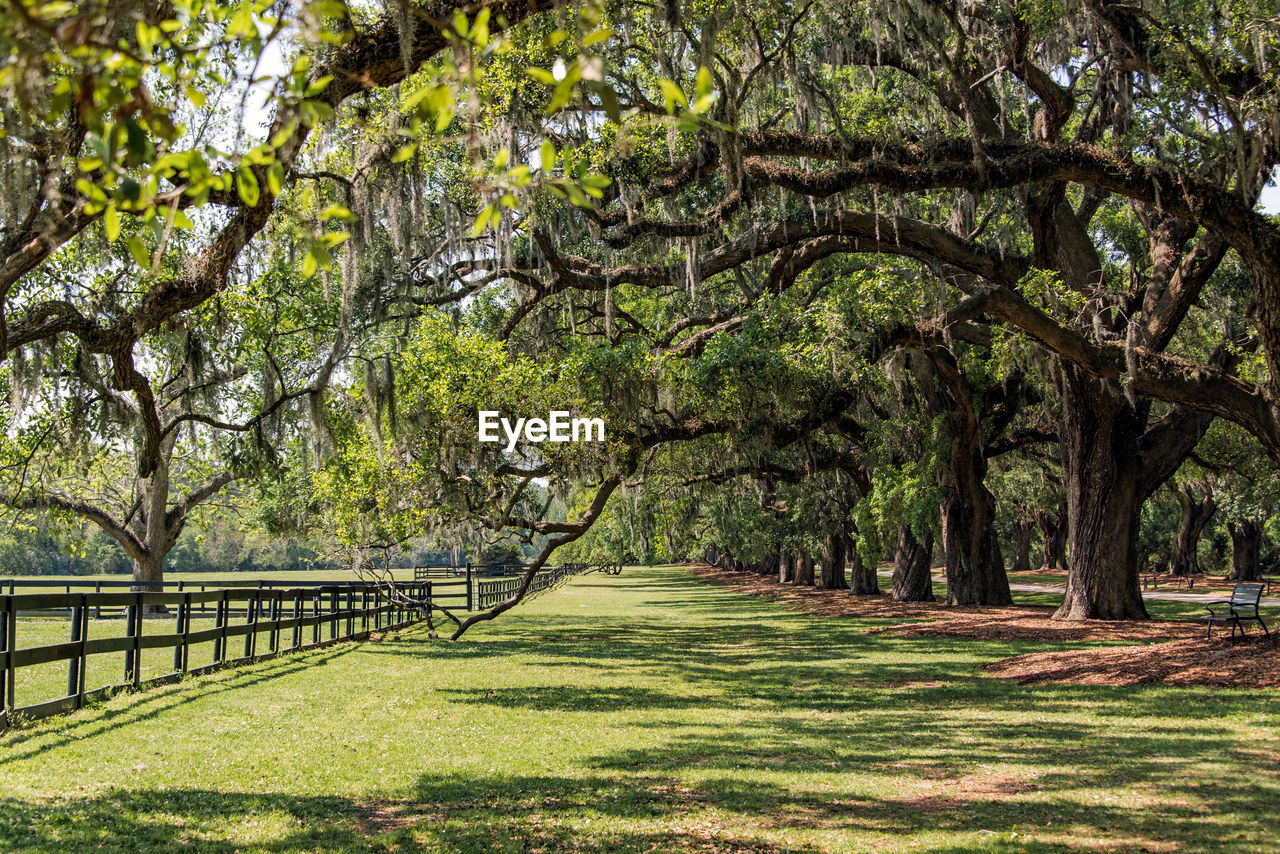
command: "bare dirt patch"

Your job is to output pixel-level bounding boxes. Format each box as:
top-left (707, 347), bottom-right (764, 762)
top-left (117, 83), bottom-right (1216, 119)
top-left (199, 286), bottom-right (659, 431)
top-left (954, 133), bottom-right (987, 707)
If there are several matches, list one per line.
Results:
top-left (687, 565), bottom-right (1199, 642)
top-left (984, 634), bottom-right (1280, 688)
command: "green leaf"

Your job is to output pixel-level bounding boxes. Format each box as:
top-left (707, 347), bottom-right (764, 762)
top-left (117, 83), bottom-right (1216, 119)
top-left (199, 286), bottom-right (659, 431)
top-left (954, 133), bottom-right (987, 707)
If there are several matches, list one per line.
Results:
top-left (320, 204), bottom-right (357, 222)
top-left (540, 140), bottom-right (556, 173)
top-left (227, 2), bottom-right (256, 38)
top-left (598, 86), bottom-right (623, 123)
top-left (266, 162), bottom-right (285, 196)
top-left (271, 120), bottom-right (299, 148)
top-left (301, 250), bottom-right (318, 277)
top-left (472, 204), bottom-right (495, 237)
top-left (304, 75), bottom-right (333, 98)
top-left (236, 165), bottom-right (260, 206)
top-left (694, 66), bottom-right (717, 112)
top-left (103, 205), bottom-right (120, 241)
top-left (391, 143), bottom-right (418, 163)
top-left (126, 237), bottom-right (150, 270)
top-left (470, 8), bottom-right (490, 45)
top-left (659, 79), bottom-right (687, 113)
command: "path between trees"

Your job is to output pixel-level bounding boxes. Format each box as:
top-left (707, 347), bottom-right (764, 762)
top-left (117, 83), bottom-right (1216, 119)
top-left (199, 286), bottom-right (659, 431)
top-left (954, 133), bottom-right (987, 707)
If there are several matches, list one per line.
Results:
top-left (873, 570), bottom-right (1280, 607)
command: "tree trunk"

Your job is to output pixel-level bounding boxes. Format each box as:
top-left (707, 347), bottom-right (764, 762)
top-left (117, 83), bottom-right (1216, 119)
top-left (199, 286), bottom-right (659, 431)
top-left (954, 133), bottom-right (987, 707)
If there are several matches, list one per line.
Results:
top-left (1053, 369), bottom-right (1207, 619)
top-left (132, 551), bottom-right (164, 593)
top-left (1012, 517), bottom-right (1034, 574)
top-left (1054, 376), bottom-right (1149, 619)
top-left (758, 553), bottom-right (778, 576)
top-left (131, 440), bottom-right (179, 613)
top-left (914, 347), bottom-right (1012, 605)
top-left (1170, 489), bottom-right (1215, 577)
top-left (778, 552), bottom-right (795, 584)
top-left (818, 532), bottom-right (848, 589)
top-left (1034, 503), bottom-right (1068, 571)
top-left (939, 484), bottom-right (1012, 605)
top-left (848, 536), bottom-right (880, 595)
top-left (1228, 520), bottom-right (1263, 581)
top-left (892, 524), bottom-right (935, 602)
top-left (794, 550), bottom-right (814, 586)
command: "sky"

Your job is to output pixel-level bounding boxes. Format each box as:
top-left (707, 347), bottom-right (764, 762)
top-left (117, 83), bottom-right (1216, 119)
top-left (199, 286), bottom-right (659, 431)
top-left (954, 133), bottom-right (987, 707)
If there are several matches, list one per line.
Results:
top-left (1259, 176), bottom-right (1280, 214)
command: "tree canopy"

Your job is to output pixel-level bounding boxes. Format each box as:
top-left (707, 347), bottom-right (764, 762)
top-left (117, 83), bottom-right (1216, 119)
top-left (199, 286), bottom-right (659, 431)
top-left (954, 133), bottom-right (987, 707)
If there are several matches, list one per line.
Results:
top-left (5, 0), bottom-right (1280, 630)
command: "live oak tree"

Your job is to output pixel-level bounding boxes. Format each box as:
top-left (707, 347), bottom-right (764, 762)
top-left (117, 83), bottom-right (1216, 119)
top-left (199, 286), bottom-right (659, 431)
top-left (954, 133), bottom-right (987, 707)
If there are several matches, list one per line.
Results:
top-left (0, 0), bottom-right (561, 587)
top-left (300, 0), bottom-right (1280, 626)
top-left (415, 0), bottom-right (1280, 620)
top-left (13, 0), bottom-right (1280, 628)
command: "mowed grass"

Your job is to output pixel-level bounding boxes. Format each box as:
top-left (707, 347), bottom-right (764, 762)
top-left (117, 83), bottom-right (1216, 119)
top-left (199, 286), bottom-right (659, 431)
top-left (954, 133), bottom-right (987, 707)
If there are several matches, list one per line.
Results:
top-left (1, 566), bottom-right (1277, 853)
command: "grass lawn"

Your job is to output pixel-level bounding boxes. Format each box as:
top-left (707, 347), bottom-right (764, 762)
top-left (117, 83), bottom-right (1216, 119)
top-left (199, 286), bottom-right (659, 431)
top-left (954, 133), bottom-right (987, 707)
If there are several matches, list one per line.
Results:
top-left (1, 564), bottom-right (1277, 852)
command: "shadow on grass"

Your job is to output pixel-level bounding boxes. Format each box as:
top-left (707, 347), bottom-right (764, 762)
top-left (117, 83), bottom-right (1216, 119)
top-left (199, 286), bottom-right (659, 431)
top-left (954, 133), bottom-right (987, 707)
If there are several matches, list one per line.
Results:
top-left (0, 643), bottom-right (360, 766)
top-left (0, 785), bottom-right (827, 853)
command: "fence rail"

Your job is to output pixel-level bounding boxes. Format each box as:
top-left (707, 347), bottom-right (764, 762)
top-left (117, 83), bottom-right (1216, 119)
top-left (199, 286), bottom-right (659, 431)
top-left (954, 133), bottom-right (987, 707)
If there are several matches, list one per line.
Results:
top-left (0, 563), bottom-right (604, 728)
top-left (472, 563), bottom-right (604, 609)
top-left (412, 563), bottom-right (528, 582)
top-left (0, 581), bottom-right (435, 729)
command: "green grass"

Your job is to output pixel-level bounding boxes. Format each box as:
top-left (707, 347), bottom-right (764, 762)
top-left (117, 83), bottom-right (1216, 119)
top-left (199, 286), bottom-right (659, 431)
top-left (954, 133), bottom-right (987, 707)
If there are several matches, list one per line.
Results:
top-left (1, 565), bottom-right (1277, 853)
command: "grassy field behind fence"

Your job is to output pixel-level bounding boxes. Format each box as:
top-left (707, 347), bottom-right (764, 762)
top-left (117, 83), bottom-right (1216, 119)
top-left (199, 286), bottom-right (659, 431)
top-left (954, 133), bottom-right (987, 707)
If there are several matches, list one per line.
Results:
top-left (1, 565), bottom-right (1277, 852)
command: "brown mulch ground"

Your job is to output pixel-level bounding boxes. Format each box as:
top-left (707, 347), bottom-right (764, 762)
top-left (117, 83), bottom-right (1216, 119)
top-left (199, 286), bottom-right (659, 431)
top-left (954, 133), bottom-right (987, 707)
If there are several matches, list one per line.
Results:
top-left (688, 565), bottom-right (1279, 688)
top-left (984, 634), bottom-right (1280, 687)
top-left (688, 564), bottom-right (1198, 641)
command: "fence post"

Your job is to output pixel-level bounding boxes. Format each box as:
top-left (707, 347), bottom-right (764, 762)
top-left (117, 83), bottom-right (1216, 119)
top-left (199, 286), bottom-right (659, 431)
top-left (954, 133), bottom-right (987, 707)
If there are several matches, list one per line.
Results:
top-left (329, 589), bottom-right (338, 639)
top-left (213, 596), bottom-right (226, 664)
top-left (127, 593), bottom-right (142, 689)
top-left (68, 595), bottom-right (88, 708)
top-left (293, 592), bottom-right (303, 650)
top-left (172, 595), bottom-right (186, 674)
top-left (1, 597), bottom-right (12, 720)
top-left (360, 589), bottom-right (368, 634)
top-left (1, 597), bottom-right (12, 721)
top-left (466, 562), bottom-right (474, 611)
top-left (182, 592), bottom-right (193, 672)
top-left (345, 589), bottom-right (354, 639)
top-left (94, 581), bottom-right (102, 619)
top-left (312, 596), bottom-right (321, 645)
top-left (268, 595), bottom-right (280, 653)
top-left (244, 593), bottom-right (258, 660)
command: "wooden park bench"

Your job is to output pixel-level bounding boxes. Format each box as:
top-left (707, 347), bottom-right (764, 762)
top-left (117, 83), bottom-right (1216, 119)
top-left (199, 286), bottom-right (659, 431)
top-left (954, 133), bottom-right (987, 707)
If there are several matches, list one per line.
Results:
top-left (1202, 583), bottom-right (1271, 640)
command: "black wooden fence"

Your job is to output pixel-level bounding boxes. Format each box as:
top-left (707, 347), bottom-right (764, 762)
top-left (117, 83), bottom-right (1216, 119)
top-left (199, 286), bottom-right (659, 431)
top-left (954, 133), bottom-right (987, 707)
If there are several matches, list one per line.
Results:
top-left (413, 562), bottom-right (592, 610)
top-left (472, 563), bottom-right (604, 609)
top-left (0, 581), bottom-right (438, 729)
top-left (0, 563), bottom-right (604, 729)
